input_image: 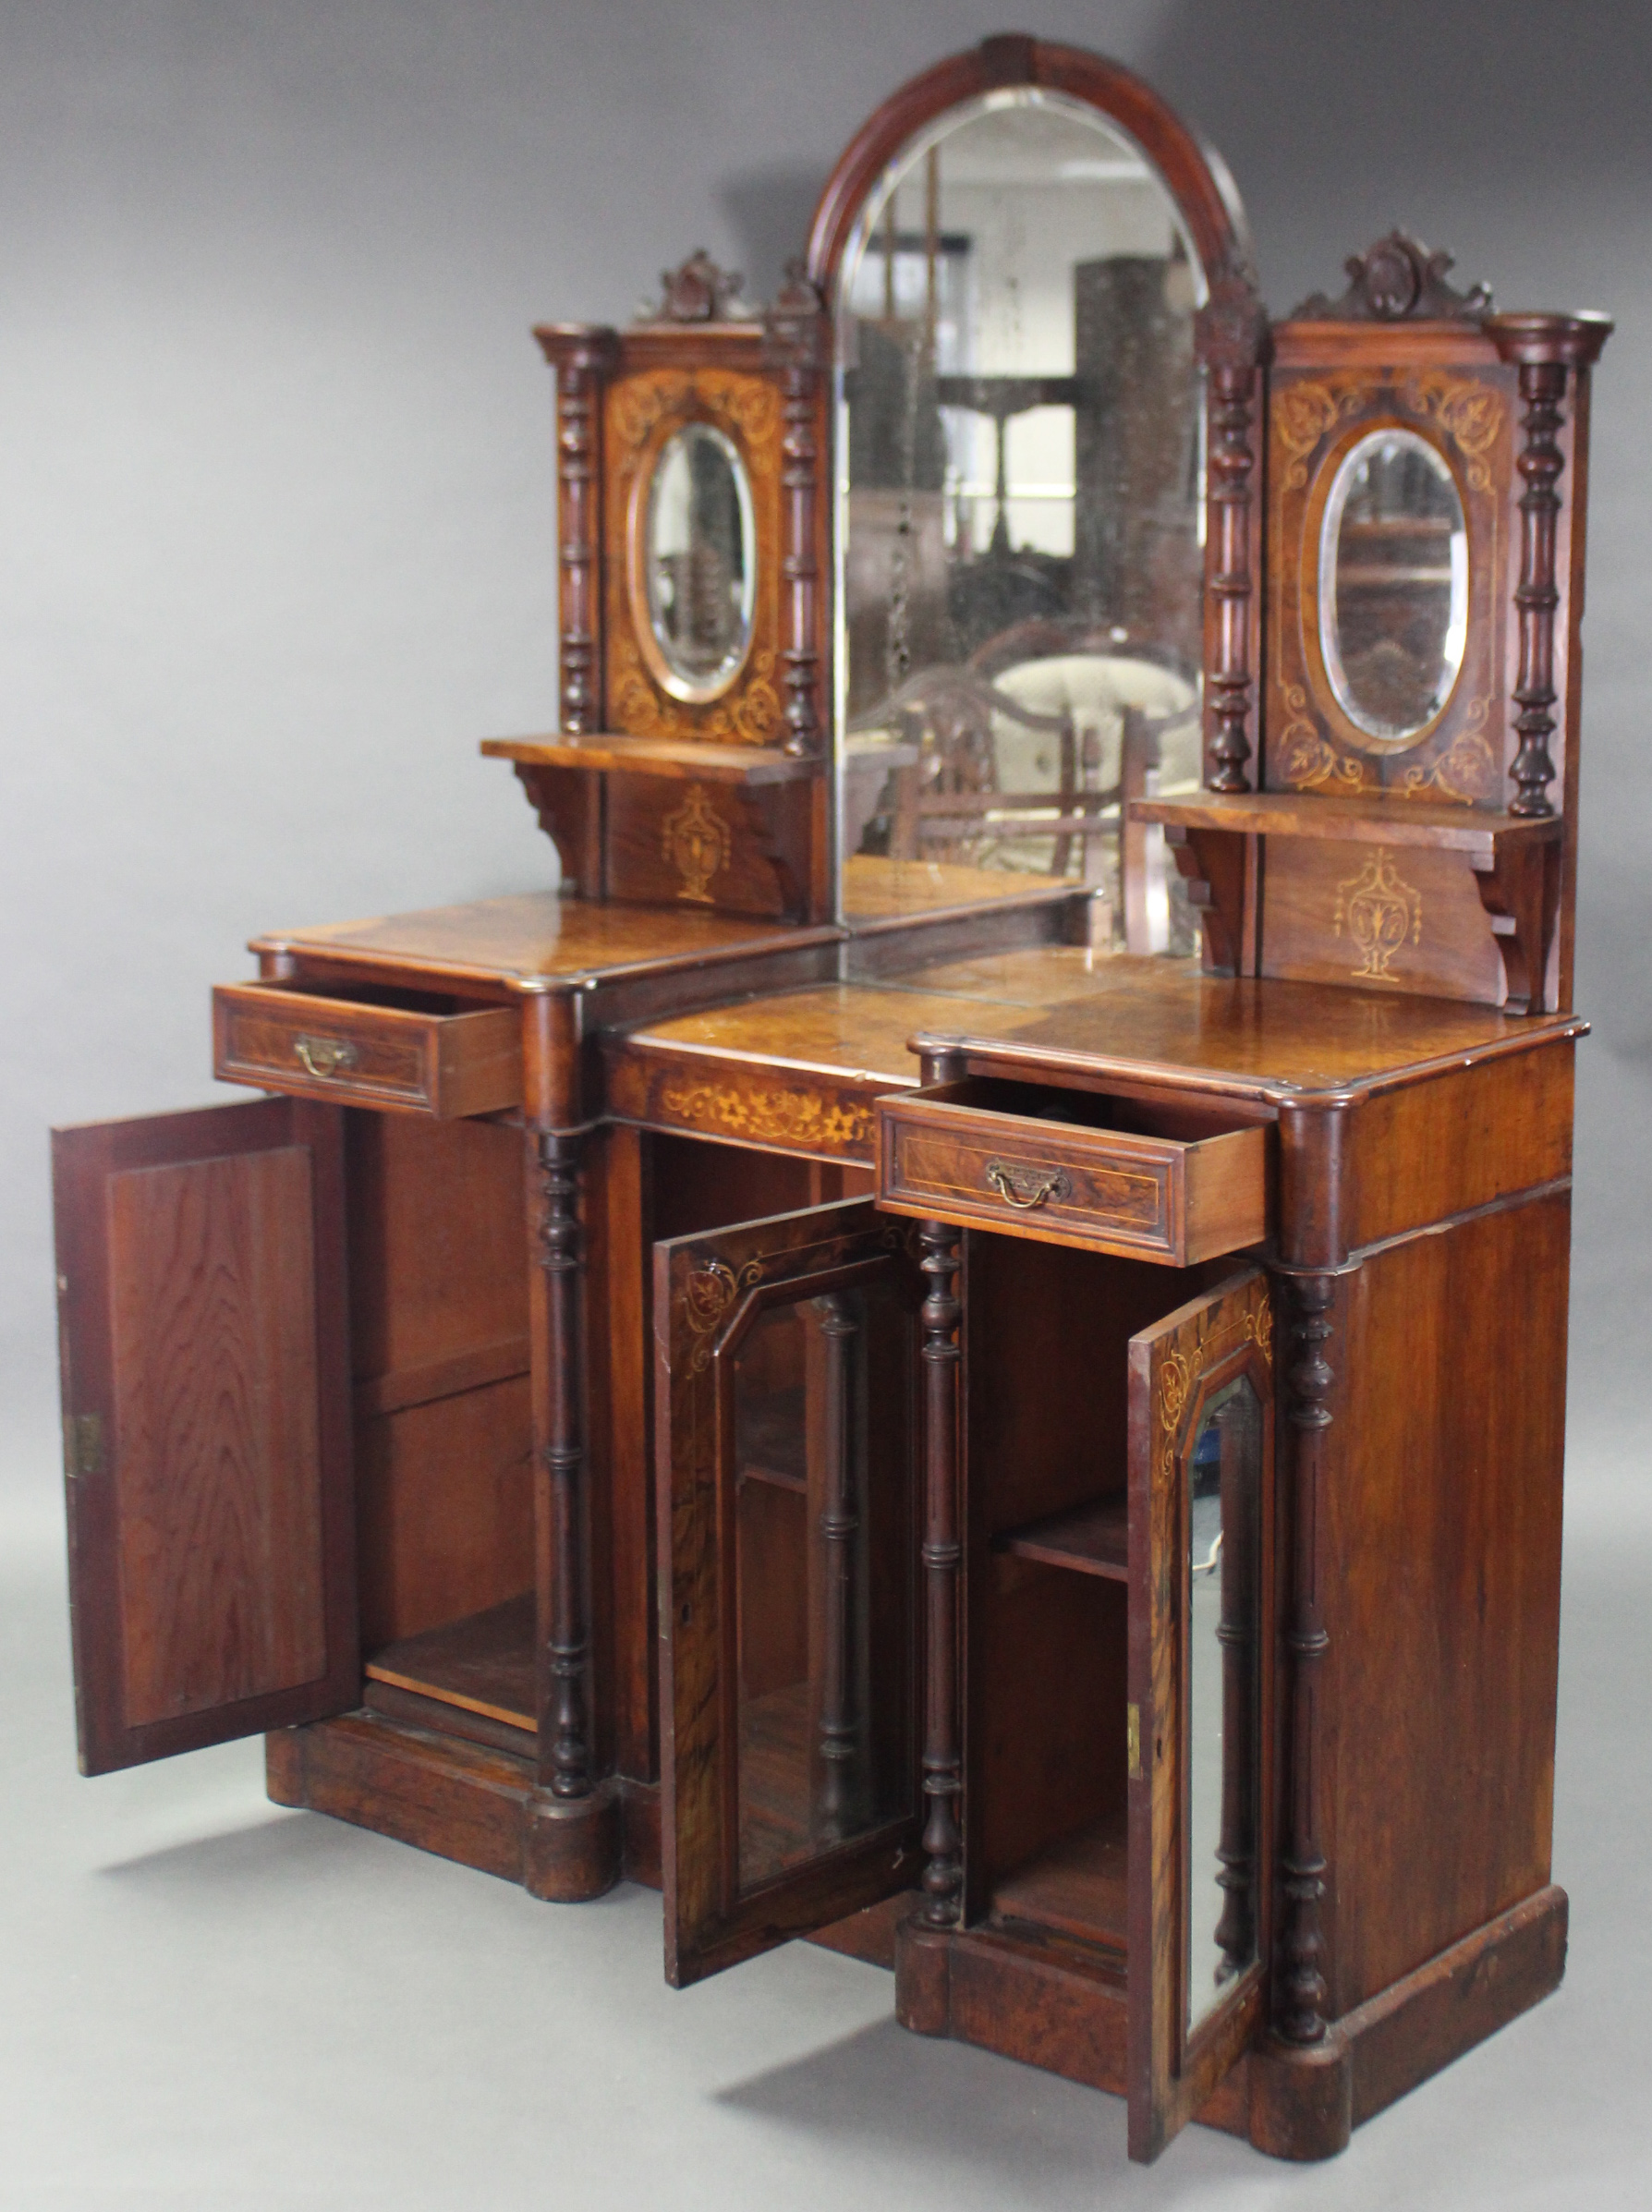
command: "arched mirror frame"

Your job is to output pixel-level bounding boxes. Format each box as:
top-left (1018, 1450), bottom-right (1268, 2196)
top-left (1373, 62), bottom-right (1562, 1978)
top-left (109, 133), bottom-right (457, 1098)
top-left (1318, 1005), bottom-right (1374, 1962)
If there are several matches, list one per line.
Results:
top-left (803, 32), bottom-right (1269, 918)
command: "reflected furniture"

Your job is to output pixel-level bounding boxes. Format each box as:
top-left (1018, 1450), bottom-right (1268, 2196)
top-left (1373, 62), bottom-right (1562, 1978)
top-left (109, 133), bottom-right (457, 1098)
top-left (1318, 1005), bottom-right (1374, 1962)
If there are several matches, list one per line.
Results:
top-left (51, 34), bottom-right (1608, 2169)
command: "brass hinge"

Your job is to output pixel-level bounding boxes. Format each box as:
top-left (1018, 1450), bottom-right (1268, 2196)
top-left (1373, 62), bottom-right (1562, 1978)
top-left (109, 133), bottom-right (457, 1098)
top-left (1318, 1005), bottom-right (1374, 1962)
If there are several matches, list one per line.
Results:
top-left (64, 1414), bottom-right (103, 1479)
top-left (1126, 1701), bottom-right (1142, 1781)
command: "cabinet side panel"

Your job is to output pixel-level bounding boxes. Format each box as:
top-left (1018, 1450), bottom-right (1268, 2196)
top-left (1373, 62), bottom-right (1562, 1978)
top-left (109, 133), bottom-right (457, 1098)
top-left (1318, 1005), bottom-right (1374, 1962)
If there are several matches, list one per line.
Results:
top-left (1347, 1044), bottom-right (1573, 1254)
top-left (1326, 1191), bottom-right (1569, 2016)
top-left (108, 1147), bottom-right (326, 1724)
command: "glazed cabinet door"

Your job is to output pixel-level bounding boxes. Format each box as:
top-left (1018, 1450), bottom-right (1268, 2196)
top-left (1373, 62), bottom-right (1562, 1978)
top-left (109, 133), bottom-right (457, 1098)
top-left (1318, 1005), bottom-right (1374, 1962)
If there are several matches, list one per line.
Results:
top-left (1127, 1266), bottom-right (1274, 2161)
top-left (53, 1098), bottom-right (358, 1775)
top-left (655, 1197), bottom-right (924, 1985)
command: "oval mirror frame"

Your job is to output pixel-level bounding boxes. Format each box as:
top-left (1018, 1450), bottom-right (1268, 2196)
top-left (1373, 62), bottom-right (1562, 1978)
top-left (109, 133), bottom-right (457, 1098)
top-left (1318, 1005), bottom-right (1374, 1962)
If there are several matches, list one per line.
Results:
top-left (628, 418), bottom-right (759, 706)
top-left (1316, 426), bottom-right (1468, 749)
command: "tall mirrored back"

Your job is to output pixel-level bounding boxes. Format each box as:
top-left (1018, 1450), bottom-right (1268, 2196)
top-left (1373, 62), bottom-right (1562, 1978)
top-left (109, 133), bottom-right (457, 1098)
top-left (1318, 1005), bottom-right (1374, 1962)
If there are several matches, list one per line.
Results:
top-left (827, 89), bottom-right (1214, 931)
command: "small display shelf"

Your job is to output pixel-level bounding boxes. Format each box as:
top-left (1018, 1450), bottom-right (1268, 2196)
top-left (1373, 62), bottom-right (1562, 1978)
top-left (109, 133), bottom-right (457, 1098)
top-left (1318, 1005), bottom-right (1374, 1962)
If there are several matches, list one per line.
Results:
top-left (480, 734), bottom-right (815, 785)
top-left (996, 1495), bottom-right (1127, 1581)
top-left (1129, 789), bottom-right (1562, 857)
top-left (1127, 790), bottom-right (1564, 1013)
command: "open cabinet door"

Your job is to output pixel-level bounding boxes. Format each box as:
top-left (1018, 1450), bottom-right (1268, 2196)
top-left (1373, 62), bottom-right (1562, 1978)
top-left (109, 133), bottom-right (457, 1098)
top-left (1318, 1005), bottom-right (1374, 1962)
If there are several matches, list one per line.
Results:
top-left (1127, 1266), bottom-right (1273, 2161)
top-left (54, 1097), bottom-right (358, 1775)
top-left (655, 1197), bottom-right (924, 1986)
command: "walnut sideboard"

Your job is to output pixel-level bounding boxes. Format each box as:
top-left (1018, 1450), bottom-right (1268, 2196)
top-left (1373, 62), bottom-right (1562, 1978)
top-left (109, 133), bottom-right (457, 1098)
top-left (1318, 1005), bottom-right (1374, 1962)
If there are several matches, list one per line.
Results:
top-left (52, 35), bottom-right (1609, 2167)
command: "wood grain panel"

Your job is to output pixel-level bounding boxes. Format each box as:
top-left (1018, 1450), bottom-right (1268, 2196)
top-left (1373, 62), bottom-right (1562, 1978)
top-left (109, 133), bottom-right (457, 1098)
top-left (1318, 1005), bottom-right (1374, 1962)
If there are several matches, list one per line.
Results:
top-left (603, 773), bottom-right (815, 919)
top-left (354, 1375), bottom-right (534, 1647)
top-left (1259, 841), bottom-right (1504, 1004)
top-left (1345, 1040), bottom-right (1574, 1252)
top-left (55, 1098), bottom-right (356, 1774)
top-left (1324, 1192), bottom-right (1569, 2016)
top-left (346, 1112), bottom-right (528, 1386)
top-left (108, 1147), bottom-right (326, 1725)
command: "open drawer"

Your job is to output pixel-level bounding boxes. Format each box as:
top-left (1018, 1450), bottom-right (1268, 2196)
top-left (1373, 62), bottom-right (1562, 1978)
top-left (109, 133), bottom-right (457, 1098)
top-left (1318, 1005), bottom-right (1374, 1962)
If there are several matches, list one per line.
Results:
top-left (876, 1077), bottom-right (1269, 1264)
top-left (213, 981), bottom-right (522, 1118)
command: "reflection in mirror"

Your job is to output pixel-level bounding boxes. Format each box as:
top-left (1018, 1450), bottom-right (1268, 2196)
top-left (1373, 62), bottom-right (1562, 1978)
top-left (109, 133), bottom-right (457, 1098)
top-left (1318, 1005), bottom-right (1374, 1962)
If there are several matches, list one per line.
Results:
top-left (835, 90), bottom-right (1207, 933)
top-left (1186, 1374), bottom-right (1260, 2035)
top-left (642, 422), bottom-right (757, 700)
top-left (1319, 429), bottom-right (1467, 746)
top-left (731, 1280), bottom-right (915, 1893)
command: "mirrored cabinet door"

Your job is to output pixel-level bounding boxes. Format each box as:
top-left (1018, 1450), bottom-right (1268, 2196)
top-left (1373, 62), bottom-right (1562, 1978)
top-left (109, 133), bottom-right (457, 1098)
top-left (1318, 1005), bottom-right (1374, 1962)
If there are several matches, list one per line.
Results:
top-left (1128, 1266), bottom-right (1273, 2161)
top-left (656, 1198), bottom-right (924, 1986)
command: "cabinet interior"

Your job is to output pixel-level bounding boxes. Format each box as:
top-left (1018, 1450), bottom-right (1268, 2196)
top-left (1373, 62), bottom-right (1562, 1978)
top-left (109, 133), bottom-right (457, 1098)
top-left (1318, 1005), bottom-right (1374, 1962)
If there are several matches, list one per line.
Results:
top-left (351, 1120), bottom-right (879, 1767)
top-left (347, 1110), bottom-right (537, 1744)
top-left (966, 1229), bottom-right (1228, 1959)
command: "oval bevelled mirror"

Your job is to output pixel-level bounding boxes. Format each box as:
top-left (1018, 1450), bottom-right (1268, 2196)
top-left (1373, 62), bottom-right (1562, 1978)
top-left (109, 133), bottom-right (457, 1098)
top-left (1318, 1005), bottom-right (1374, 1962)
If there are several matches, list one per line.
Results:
top-left (1318, 428), bottom-right (1467, 747)
top-left (638, 420), bottom-right (757, 702)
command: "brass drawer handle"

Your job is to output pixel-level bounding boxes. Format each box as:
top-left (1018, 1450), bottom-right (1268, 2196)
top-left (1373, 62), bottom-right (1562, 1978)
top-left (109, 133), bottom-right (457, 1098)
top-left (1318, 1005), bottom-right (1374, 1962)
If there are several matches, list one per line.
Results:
top-left (985, 1158), bottom-right (1070, 1211)
top-left (294, 1035), bottom-right (360, 1080)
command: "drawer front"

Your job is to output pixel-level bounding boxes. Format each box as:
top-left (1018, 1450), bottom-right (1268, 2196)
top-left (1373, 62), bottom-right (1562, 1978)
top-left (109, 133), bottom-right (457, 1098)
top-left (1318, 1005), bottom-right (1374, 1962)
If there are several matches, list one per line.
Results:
top-left (213, 986), bottom-right (521, 1118)
top-left (878, 1097), bottom-right (1266, 1265)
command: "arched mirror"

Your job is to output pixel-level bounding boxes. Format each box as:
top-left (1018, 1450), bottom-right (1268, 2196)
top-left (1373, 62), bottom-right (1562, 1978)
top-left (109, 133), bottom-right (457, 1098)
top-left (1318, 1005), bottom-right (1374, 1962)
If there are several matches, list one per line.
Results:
top-left (808, 43), bottom-right (1252, 931)
top-left (1318, 429), bottom-right (1467, 747)
top-left (634, 420), bottom-right (758, 703)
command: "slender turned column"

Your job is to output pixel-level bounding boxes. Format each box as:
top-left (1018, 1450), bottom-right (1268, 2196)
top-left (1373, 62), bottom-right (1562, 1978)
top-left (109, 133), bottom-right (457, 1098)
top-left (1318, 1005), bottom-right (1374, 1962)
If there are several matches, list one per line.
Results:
top-left (536, 326), bottom-right (618, 736)
top-left (1507, 359), bottom-right (1568, 819)
top-left (1213, 1400), bottom-right (1257, 1982)
top-left (918, 1221), bottom-right (964, 1926)
top-left (1196, 266), bottom-right (1269, 794)
top-left (815, 1292), bottom-right (862, 1836)
top-left (765, 268), bottom-right (826, 761)
top-left (1278, 1270), bottom-right (1336, 2044)
top-left (538, 1127), bottom-right (592, 1800)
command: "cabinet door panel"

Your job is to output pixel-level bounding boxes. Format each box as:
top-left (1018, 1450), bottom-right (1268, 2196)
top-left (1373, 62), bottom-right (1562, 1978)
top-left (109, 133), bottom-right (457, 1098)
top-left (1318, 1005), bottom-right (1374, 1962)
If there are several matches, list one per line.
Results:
top-left (1127, 1266), bottom-right (1273, 2161)
top-left (54, 1098), bottom-right (358, 1774)
top-left (656, 1197), bottom-right (923, 1986)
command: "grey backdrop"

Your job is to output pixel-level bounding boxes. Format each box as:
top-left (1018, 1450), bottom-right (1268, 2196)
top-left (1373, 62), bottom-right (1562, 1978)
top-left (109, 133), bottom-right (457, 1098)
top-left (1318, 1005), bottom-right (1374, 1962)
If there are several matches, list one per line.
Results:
top-left (3, 6), bottom-right (1649, 2205)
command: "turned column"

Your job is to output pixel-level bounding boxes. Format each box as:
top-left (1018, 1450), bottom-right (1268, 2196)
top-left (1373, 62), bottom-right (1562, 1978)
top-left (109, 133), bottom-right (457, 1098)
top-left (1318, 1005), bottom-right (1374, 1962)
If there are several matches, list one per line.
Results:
top-left (1277, 1270), bottom-right (1336, 2043)
top-left (1213, 1399), bottom-right (1258, 1982)
top-left (814, 1291), bottom-right (862, 1836)
top-left (917, 1220), bottom-right (964, 1925)
top-left (765, 268), bottom-right (827, 762)
top-left (534, 325), bottom-right (619, 736)
top-left (913, 1041), bottom-right (966, 1926)
top-left (1195, 266), bottom-right (1270, 794)
top-left (537, 1125), bottom-right (592, 1799)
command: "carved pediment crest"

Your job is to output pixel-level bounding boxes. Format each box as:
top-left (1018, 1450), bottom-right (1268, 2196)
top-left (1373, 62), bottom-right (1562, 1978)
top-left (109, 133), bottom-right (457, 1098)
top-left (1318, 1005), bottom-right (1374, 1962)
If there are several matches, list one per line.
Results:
top-left (639, 249), bottom-right (755, 324)
top-left (1292, 231), bottom-right (1492, 324)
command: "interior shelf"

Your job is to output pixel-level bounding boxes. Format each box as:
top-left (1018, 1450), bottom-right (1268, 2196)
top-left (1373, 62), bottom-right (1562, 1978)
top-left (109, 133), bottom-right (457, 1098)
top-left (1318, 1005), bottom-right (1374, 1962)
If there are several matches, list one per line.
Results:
top-left (991, 1810), bottom-right (1128, 1953)
top-left (996, 1495), bottom-right (1127, 1581)
top-left (480, 734), bottom-right (815, 785)
top-left (738, 1387), bottom-right (808, 1492)
top-left (364, 1592), bottom-right (536, 1732)
top-left (1129, 788), bottom-right (1562, 856)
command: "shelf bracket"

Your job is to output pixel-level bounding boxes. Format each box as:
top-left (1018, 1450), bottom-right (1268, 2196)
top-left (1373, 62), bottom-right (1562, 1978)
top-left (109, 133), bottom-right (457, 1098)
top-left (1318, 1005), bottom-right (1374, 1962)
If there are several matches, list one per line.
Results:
top-left (1163, 825), bottom-right (1249, 977)
top-left (1470, 836), bottom-right (1562, 1015)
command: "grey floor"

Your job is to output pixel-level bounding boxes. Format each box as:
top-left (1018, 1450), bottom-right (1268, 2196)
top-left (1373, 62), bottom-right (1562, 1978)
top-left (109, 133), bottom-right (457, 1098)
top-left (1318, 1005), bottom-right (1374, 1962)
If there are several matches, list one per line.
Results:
top-left (1, 1383), bottom-right (1647, 2212)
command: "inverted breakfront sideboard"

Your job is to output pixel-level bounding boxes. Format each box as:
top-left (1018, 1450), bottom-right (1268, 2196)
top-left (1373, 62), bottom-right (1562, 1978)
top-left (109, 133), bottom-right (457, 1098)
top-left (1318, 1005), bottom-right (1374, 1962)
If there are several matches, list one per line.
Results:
top-left (52, 35), bottom-right (1609, 2166)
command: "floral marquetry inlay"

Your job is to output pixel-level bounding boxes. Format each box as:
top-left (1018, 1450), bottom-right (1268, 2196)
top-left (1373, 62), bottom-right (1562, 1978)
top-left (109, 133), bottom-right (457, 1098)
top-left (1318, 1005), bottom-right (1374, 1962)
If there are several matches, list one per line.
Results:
top-left (659, 1077), bottom-right (874, 1155)
top-left (1151, 1272), bottom-right (1273, 1485)
top-left (607, 365), bottom-right (785, 745)
top-left (1333, 849), bottom-right (1424, 978)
